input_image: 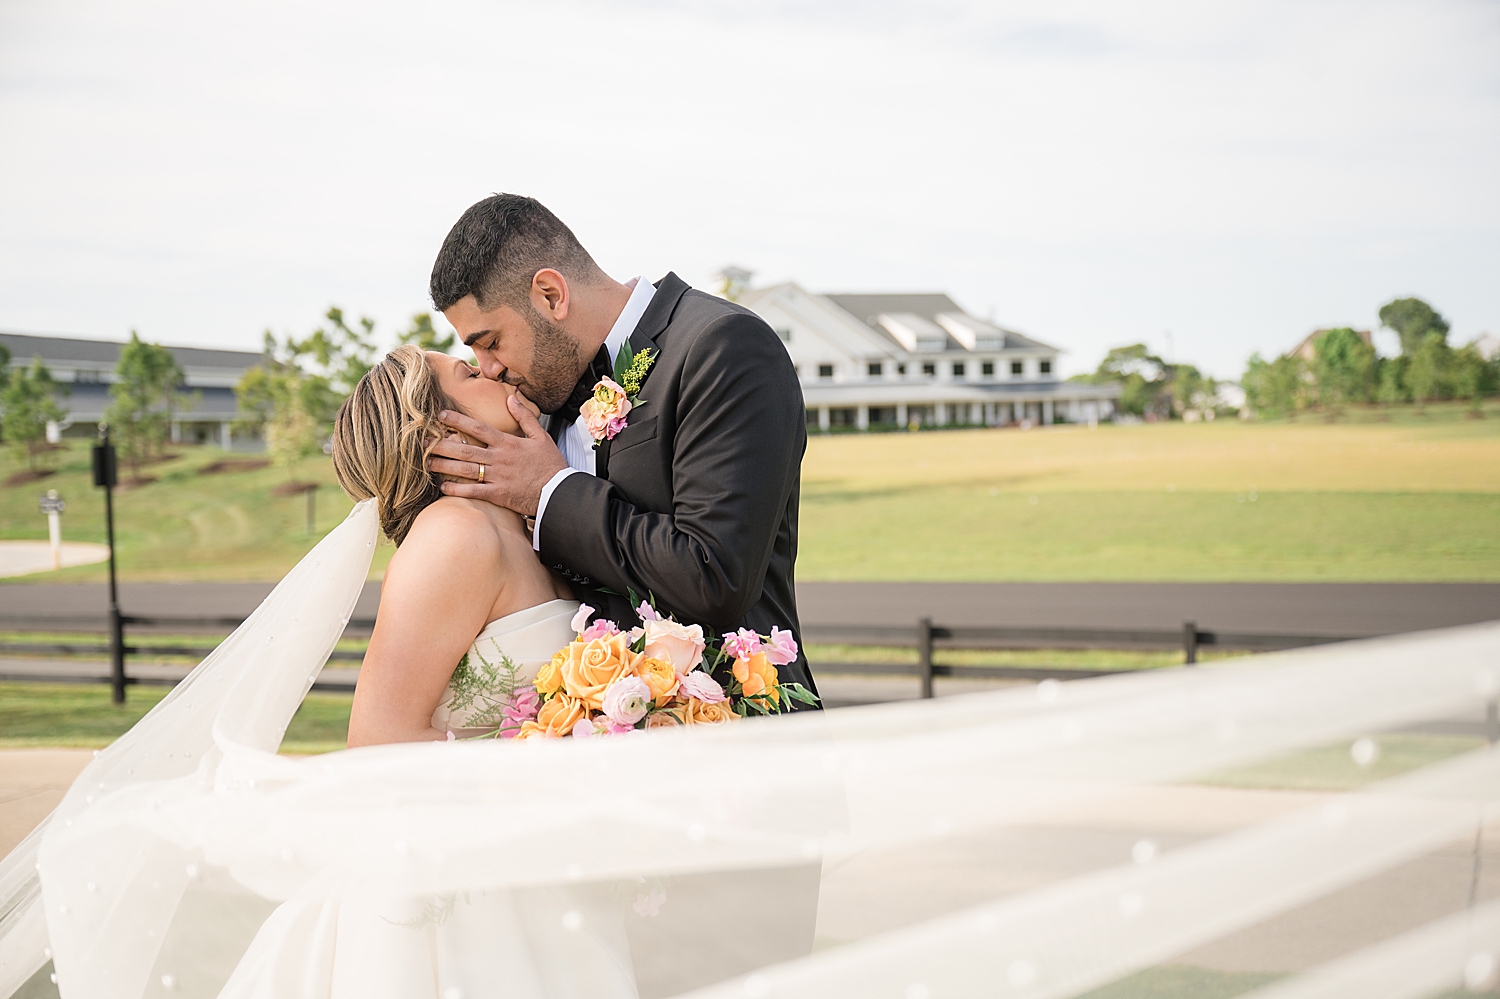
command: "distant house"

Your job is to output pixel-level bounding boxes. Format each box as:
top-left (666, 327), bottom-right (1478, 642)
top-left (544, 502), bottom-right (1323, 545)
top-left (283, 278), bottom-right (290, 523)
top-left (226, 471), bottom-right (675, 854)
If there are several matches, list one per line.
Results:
top-left (0, 331), bottom-right (262, 448)
top-left (735, 283), bottom-right (1119, 430)
top-left (1287, 328), bottom-right (1374, 362)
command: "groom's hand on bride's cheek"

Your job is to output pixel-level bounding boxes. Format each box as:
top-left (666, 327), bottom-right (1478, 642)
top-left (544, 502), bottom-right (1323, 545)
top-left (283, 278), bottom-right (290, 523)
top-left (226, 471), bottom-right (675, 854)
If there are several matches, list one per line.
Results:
top-left (427, 399), bottom-right (567, 516)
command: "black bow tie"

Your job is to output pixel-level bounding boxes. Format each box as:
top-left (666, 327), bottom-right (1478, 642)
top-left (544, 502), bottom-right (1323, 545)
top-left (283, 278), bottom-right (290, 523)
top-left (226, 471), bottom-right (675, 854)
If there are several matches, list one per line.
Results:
top-left (551, 345), bottom-right (615, 430)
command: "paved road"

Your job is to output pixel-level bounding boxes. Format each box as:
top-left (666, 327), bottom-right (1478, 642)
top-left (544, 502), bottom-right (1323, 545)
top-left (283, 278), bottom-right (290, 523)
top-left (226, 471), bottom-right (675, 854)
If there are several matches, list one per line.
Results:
top-left (3, 581), bottom-right (1497, 636)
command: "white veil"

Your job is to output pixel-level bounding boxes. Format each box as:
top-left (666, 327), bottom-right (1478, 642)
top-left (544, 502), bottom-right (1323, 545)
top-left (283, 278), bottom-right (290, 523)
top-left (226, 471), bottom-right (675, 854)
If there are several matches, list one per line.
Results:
top-left (1, 495), bottom-right (1497, 997)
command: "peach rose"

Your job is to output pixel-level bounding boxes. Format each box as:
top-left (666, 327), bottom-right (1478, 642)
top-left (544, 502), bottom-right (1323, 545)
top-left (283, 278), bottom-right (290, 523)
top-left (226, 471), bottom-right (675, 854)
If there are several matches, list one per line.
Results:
top-left (532, 692), bottom-right (587, 738)
top-left (642, 619), bottom-right (706, 675)
top-left (580, 378), bottom-right (631, 441)
top-left (644, 708), bottom-right (684, 729)
top-left (636, 656), bottom-right (679, 705)
top-left (534, 650), bottom-right (566, 696)
top-left (560, 633), bottom-right (638, 710)
top-left (683, 698), bottom-right (738, 726)
top-left (733, 652), bottom-right (780, 705)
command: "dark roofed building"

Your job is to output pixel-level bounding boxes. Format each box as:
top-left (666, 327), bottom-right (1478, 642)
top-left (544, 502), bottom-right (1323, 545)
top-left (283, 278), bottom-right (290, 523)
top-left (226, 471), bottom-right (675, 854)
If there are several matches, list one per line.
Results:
top-left (0, 331), bottom-right (263, 448)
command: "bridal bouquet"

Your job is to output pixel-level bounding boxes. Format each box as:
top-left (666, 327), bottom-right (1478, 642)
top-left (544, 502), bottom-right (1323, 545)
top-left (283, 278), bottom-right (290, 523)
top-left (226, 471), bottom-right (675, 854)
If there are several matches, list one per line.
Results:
top-left (499, 601), bottom-right (818, 740)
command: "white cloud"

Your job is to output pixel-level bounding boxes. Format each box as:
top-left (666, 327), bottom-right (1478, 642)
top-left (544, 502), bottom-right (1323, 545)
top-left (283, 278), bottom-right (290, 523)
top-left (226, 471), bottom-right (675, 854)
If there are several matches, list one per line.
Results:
top-left (0, 0), bottom-right (1496, 377)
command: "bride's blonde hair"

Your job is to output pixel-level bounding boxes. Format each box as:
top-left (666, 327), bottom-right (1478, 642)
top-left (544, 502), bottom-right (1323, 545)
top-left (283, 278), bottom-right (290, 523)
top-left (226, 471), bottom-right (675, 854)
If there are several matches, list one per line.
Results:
top-left (332, 344), bottom-right (460, 545)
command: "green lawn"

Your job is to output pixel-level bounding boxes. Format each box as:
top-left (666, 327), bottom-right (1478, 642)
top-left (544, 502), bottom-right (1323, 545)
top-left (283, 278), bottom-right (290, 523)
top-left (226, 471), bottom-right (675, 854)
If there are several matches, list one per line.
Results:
top-left (0, 682), bottom-right (353, 754)
top-left (3, 401), bottom-right (1498, 583)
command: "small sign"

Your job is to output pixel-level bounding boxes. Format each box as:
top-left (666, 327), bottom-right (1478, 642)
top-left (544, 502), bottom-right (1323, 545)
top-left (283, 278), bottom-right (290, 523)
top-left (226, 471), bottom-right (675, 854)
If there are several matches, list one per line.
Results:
top-left (38, 493), bottom-right (65, 515)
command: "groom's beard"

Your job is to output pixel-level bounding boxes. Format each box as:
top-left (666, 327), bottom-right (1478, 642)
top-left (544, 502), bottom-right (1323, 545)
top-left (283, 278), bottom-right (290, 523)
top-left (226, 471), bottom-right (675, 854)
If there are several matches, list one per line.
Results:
top-left (513, 307), bottom-right (584, 415)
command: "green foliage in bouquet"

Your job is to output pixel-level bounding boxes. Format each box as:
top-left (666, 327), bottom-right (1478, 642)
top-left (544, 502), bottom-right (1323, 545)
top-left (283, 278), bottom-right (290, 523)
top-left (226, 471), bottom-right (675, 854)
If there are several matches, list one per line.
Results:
top-left (446, 647), bottom-right (524, 737)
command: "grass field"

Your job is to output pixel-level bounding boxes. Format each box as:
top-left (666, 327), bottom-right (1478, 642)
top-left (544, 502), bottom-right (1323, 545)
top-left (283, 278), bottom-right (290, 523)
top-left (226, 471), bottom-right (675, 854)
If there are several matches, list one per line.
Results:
top-left (2, 400), bottom-right (1498, 583)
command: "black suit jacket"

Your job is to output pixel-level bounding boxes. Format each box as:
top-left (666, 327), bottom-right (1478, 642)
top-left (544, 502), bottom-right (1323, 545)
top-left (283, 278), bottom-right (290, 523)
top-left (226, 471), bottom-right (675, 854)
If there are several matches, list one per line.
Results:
top-left (538, 273), bottom-right (818, 703)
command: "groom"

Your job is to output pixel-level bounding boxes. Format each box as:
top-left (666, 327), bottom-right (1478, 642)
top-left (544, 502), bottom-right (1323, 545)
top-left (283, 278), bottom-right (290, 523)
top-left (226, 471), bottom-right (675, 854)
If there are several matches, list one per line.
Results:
top-left (426, 194), bottom-right (819, 706)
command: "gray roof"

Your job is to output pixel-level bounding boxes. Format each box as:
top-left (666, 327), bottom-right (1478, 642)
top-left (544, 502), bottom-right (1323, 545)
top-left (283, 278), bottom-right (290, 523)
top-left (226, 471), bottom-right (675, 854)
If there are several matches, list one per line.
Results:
top-left (0, 331), bottom-right (263, 371)
top-left (823, 293), bottom-right (1056, 352)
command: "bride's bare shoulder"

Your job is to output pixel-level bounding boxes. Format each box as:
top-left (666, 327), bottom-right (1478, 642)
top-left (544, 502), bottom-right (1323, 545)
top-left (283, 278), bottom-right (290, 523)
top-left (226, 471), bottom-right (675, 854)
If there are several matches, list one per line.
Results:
top-left (387, 498), bottom-right (505, 577)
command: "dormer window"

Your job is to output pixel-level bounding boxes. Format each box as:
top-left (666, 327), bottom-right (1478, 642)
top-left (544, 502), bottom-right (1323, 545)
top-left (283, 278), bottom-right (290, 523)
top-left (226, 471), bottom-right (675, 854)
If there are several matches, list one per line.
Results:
top-left (868, 362), bottom-right (883, 377)
top-left (981, 361), bottom-right (994, 376)
top-left (1011, 361), bottom-right (1024, 376)
top-left (1040, 360), bottom-right (1052, 375)
top-left (818, 364), bottom-right (834, 379)
top-left (921, 362), bottom-right (936, 377)
top-left (951, 362), bottom-right (966, 378)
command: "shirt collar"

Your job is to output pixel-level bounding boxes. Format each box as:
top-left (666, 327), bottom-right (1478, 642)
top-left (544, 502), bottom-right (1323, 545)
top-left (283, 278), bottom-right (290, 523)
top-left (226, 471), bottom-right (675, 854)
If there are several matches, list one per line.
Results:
top-left (603, 276), bottom-right (656, 365)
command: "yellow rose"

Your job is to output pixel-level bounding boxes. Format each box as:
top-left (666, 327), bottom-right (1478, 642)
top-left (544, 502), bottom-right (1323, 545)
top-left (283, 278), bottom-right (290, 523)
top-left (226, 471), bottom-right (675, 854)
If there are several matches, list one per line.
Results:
top-left (560, 633), bottom-right (637, 710)
top-left (636, 656), bottom-right (679, 706)
top-left (533, 693), bottom-right (587, 737)
top-left (514, 720), bottom-right (552, 741)
top-left (534, 650), bottom-right (566, 696)
top-left (733, 653), bottom-right (780, 705)
top-left (644, 708), bottom-right (684, 729)
top-left (683, 698), bottom-right (738, 726)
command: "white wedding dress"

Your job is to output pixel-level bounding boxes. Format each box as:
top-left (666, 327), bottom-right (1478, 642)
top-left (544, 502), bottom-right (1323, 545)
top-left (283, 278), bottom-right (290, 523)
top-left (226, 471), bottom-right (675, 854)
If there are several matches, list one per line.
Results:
top-left (3, 499), bottom-right (1499, 999)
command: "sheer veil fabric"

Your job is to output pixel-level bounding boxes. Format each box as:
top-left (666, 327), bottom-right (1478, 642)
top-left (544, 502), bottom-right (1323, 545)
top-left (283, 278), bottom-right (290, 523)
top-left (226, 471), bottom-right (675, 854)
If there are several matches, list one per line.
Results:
top-left (0, 497), bottom-right (1497, 997)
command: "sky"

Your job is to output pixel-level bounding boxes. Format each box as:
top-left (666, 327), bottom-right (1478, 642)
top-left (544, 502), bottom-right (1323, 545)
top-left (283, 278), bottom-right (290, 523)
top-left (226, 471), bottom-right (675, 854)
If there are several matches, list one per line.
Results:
top-left (1, 0), bottom-right (1497, 379)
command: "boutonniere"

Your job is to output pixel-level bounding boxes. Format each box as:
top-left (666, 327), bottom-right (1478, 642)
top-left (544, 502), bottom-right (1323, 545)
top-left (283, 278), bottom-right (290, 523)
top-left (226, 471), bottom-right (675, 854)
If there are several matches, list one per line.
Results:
top-left (583, 342), bottom-right (656, 448)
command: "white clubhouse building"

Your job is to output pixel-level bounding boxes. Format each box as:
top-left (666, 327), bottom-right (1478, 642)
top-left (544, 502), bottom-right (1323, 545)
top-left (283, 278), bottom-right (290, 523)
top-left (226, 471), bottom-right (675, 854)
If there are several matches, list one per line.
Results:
top-left (736, 282), bottom-right (1119, 431)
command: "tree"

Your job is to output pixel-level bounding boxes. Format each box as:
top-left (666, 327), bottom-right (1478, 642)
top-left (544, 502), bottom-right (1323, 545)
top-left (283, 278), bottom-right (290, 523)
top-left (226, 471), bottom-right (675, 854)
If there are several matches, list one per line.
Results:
top-left (1241, 352), bottom-right (1308, 419)
top-left (1375, 355), bottom-right (1408, 412)
top-left (398, 313), bottom-right (456, 353)
top-left (1405, 330), bottom-right (1452, 410)
top-left (1450, 343), bottom-right (1493, 417)
top-left (1072, 344), bottom-right (1173, 417)
top-left (1379, 297), bottom-right (1450, 356)
top-left (0, 358), bottom-right (69, 471)
top-left (1167, 363), bottom-right (1217, 417)
top-left (106, 331), bottom-right (184, 480)
top-left (1311, 328), bottom-right (1377, 414)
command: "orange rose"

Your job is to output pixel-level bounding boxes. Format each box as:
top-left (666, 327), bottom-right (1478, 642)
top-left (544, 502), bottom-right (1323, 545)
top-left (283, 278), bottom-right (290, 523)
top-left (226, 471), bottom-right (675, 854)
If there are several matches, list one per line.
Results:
top-left (682, 698), bottom-right (738, 726)
top-left (560, 633), bottom-right (638, 710)
top-left (733, 653), bottom-right (780, 705)
top-left (514, 720), bottom-right (553, 741)
top-left (534, 650), bottom-right (566, 696)
top-left (644, 708), bottom-right (684, 729)
top-left (532, 693), bottom-right (587, 737)
top-left (636, 656), bottom-right (679, 705)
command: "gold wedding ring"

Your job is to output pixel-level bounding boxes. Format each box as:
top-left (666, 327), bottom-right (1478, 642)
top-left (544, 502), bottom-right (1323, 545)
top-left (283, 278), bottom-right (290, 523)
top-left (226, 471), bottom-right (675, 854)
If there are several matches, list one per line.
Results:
top-left (477, 463), bottom-right (486, 484)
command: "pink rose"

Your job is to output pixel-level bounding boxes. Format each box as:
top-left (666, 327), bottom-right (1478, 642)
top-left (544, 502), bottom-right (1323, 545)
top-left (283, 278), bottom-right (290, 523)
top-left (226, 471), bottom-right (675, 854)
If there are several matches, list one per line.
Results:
top-left (601, 675), bottom-right (653, 727)
top-left (581, 378), bottom-right (632, 441)
top-left (721, 628), bottom-right (762, 661)
top-left (764, 626), bottom-right (799, 666)
top-left (635, 600), bottom-right (663, 622)
top-left (570, 603), bottom-right (595, 634)
top-left (571, 717), bottom-right (599, 738)
top-left (643, 619), bottom-right (706, 675)
top-left (580, 619), bottom-right (621, 642)
top-left (678, 670), bottom-right (727, 704)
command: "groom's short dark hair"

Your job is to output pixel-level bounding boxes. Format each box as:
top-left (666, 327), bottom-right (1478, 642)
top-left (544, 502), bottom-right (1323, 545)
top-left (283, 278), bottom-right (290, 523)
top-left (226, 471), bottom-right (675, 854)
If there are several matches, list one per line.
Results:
top-left (429, 194), bottom-right (603, 313)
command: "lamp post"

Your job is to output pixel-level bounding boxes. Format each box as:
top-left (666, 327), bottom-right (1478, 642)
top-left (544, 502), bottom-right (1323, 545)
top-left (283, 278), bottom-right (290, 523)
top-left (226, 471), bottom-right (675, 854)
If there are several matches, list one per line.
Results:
top-left (92, 423), bottom-right (125, 705)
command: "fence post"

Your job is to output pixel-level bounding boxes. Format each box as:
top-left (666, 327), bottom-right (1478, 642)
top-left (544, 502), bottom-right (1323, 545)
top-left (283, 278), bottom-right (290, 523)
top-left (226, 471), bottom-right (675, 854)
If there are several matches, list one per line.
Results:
top-left (918, 617), bottom-right (935, 699)
top-left (1183, 620), bottom-right (1198, 665)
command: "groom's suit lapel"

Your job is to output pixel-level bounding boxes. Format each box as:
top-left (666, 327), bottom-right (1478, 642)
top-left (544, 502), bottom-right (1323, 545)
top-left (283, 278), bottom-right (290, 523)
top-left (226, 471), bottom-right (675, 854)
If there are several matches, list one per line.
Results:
top-left (596, 272), bottom-right (689, 480)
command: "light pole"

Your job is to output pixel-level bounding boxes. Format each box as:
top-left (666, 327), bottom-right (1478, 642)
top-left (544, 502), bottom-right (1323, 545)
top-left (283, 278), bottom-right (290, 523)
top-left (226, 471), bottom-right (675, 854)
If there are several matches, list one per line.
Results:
top-left (92, 423), bottom-right (125, 705)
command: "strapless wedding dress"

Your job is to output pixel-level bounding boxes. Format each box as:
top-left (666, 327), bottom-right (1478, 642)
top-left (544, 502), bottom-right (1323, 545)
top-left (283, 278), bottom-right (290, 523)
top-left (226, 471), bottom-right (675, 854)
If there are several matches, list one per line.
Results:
top-left (430, 598), bottom-right (579, 738)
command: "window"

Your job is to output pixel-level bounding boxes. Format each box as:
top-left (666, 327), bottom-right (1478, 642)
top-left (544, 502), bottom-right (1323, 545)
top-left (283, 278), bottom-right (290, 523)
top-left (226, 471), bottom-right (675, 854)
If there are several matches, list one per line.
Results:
top-left (981, 361), bottom-right (994, 376)
top-left (805, 407), bottom-right (819, 428)
top-left (867, 362), bottom-right (883, 377)
top-left (868, 406), bottom-right (897, 426)
top-left (1040, 360), bottom-right (1052, 374)
top-left (818, 364), bottom-right (835, 379)
top-left (921, 362), bottom-right (936, 376)
top-left (1011, 361), bottom-right (1024, 375)
top-left (75, 369), bottom-right (102, 384)
top-left (829, 407), bottom-right (858, 427)
top-left (897, 363), bottom-right (907, 376)
top-left (776, 327), bottom-right (793, 342)
top-left (951, 362), bottom-right (966, 378)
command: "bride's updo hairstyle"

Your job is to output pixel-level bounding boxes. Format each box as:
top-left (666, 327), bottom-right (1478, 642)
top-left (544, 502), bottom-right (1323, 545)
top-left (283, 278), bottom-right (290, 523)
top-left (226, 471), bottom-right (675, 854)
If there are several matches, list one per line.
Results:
top-left (332, 344), bottom-right (460, 545)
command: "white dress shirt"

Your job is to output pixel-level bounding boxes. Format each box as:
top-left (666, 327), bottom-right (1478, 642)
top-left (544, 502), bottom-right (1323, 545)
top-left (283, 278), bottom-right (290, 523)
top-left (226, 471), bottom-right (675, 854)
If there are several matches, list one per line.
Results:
top-left (532, 276), bottom-right (656, 551)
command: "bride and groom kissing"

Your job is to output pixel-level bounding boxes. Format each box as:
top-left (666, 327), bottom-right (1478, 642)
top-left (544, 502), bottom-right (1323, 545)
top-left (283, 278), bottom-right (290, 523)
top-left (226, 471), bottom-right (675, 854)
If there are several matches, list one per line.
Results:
top-left (334, 192), bottom-right (820, 745)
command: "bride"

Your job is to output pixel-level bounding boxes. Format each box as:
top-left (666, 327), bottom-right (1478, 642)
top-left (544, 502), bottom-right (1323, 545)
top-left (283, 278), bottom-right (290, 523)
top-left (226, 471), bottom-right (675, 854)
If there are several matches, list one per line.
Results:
top-left (329, 344), bottom-right (577, 746)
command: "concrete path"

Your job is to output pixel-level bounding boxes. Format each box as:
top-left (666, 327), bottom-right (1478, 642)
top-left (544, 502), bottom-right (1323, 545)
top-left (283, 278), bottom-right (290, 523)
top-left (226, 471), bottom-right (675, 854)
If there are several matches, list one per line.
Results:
top-left (0, 541), bottom-right (110, 579)
top-left (2, 580), bottom-right (1496, 635)
top-left (0, 748), bottom-right (92, 857)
